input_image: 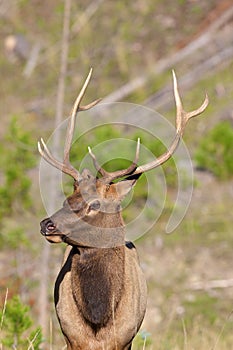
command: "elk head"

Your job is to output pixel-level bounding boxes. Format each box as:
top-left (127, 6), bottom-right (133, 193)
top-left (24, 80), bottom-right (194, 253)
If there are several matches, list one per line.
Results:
top-left (39, 69), bottom-right (208, 248)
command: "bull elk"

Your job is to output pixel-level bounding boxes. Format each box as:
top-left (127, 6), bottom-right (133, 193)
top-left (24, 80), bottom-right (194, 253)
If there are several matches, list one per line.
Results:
top-left (38, 69), bottom-right (208, 350)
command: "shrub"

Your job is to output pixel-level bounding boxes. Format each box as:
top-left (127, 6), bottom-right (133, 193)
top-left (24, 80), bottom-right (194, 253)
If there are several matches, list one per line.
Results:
top-left (195, 120), bottom-right (233, 180)
top-left (0, 116), bottom-right (36, 221)
top-left (0, 295), bottom-right (43, 349)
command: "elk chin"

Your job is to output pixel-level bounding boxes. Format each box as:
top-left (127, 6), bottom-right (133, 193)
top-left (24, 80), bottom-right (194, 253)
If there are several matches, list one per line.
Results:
top-left (44, 233), bottom-right (65, 244)
top-left (40, 229), bottom-right (66, 244)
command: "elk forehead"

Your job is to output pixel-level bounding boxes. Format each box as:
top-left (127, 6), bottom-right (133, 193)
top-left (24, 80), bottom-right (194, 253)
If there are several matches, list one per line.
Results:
top-left (70, 169), bottom-right (124, 204)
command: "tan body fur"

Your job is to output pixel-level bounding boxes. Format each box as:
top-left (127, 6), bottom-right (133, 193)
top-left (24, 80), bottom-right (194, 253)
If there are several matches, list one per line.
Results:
top-left (55, 244), bottom-right (147, 350)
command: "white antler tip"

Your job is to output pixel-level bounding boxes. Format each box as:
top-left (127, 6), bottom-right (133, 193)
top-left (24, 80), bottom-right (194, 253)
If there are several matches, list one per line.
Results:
top-left (204, 93), bottom-right (209, 105)
top-left (38, 140), bottom-right (45, 155)
top-left (87, 67), bottom-right (93, 79)
top-left (172, 68), bottom-right (176, 78)
top-left (136, 138), bottom-right (140, 151)
top-left (172, 69), bottom-right (183, 114)
top-left (202, 93), bottom-right (209, 111)
top-left (88, 146), bottom-right (95, 158)
top-left (37, 141), bottom-right (41, 151)
top-left (172, 69), bottom-right (178, 89)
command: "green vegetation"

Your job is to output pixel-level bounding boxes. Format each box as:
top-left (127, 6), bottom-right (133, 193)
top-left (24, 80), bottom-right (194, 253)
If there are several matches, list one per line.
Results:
top-left (195, 120), bottom-right (233, 180)
top-left (0, 117), bottom-right (36, 221)
top-left (184, 293), bottom-right (218, 326)
top-left (70, 124), bottom-right (177, 184)
top-left (0, 295), bottom-right (43, 349)
top-left (0, 117), bottom-right (36, 249)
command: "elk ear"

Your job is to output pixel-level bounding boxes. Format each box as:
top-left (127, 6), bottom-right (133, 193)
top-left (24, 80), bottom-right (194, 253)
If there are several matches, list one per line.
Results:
top-left (113, 179), bottom-right (137, 200)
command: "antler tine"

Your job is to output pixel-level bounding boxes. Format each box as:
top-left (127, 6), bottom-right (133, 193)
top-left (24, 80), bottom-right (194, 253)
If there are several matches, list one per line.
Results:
top-left (172, 69), bottom-right (183, 132)
top-left (64, 68), bottom-right (101, 164)
top-left (172, 70), bottom-right (209, 132)
top-left (88, 138), bottom-right (141, 182)
top-left (134, 137), bottom-right (140, 163)
top-left (78, 98), bottom-right (102, 111)
top-left (88, 146), bottom-right (109, 177)
top-left (38, 138), bottom-right (80, 180)
top-left (127, 71), bottom-right (209, 177)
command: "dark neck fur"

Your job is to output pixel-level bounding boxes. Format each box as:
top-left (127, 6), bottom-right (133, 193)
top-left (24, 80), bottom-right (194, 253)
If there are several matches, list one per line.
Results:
top-left (71, 245), bottom-right (125, 330)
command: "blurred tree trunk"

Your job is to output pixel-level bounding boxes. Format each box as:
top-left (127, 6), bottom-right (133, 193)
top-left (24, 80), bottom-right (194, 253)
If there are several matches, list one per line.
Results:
top-left (38, 0), bottom-right (72, 344)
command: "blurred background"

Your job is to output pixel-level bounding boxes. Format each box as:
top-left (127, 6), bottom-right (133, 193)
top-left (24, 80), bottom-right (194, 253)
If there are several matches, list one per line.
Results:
top-left (0, 0), bottom-right (233, 349)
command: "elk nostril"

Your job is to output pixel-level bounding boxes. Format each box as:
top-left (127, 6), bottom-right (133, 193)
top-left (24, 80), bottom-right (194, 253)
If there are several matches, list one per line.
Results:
top-left (46, 223), bottom-right (56, 232)
top-left (40, 218), bottom-right (56, 234)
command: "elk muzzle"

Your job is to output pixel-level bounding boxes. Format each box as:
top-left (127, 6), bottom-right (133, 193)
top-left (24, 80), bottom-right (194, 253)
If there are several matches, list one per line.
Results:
top-left (40, 218), bottom-right (65, 243)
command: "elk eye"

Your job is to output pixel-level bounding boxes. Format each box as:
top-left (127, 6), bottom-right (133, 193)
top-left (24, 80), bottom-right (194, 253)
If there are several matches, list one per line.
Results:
top-left (89, 200), bottom-right (101, 211)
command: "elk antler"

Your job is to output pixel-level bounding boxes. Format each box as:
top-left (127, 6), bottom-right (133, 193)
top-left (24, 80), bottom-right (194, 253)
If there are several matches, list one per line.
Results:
top-left (88, 138), bottom-right (141, 181)
top-left (38, 69), bottom-right (101, 181)
top-left (129, 70), bottom-right (209, 177)
top-left (89, 70), bottom-right (208, 182)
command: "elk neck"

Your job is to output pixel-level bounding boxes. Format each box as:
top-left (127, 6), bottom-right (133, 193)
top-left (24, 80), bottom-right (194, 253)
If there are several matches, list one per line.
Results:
top-left (70, 243), bottom-right (125, 331)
